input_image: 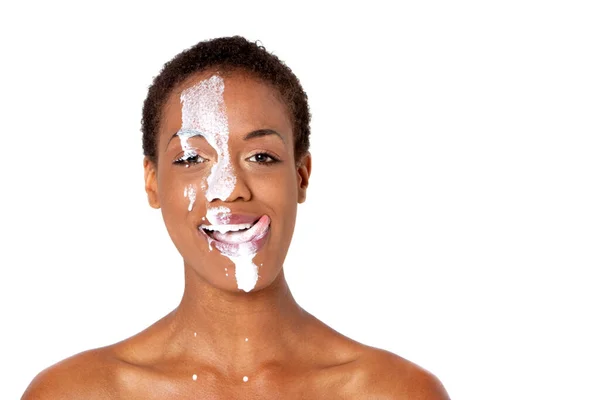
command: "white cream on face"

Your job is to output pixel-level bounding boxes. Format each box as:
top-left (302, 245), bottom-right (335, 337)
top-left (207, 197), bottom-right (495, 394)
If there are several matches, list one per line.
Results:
top-left (178, 133), bottom-right (197, 165)
top-left (179, 75), bottom-right (235, 202)
top-left (204, 208), bottom-right (262, 291)
top-left (183, 185), bottom-right (196, 212)
top-left (179, 75), bottom-right (262, 293)
top-left (202, 231), bottom-right (261, 291)
top-left (207, 206), bottom-right (231, 225)
top-left (230, 252), bottom-right (260, 292)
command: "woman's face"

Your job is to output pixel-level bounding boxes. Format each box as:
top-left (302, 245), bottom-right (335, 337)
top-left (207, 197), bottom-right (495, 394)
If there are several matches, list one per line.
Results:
top-left (144, 71), bottom-right (310, 293)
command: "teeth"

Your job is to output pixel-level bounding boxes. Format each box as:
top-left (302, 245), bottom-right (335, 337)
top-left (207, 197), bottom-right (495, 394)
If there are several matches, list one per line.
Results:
top-left (200, 223), bottom-right (253, 234)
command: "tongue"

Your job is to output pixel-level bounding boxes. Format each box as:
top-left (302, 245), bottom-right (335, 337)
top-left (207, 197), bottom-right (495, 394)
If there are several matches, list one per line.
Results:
top-left (211, 215), bottom-right (270, 244)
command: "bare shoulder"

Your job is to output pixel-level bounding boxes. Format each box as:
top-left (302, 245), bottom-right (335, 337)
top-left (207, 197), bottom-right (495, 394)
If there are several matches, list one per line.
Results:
top-left (345, 346), bottom-right (450, 400)
top-left (303, 313), bottom-right (450, 399)
top-left (21, 347), bottom-right (121, 400)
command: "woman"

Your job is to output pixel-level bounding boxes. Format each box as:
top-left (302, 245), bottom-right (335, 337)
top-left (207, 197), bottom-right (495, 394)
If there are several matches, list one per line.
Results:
top-left (23, 36), bottom-right (449, 399)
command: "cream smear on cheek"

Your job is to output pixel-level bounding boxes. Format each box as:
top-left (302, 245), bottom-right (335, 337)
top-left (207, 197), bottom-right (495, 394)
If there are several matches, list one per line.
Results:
top-left (183, 185), bottom-right (196, 212)
top-left (179, 75), bottom-right (260, 292)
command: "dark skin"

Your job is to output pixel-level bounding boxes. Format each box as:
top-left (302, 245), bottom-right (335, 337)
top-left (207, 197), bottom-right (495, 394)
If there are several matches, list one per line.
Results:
top-left (22, 71), bottom-right (450, 400)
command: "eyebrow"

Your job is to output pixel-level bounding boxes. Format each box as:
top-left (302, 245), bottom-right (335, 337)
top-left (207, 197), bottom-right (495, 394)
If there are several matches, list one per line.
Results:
top-left (243, 129), bottom-right (285, 143)
top-left (166, 130), bottom-right (203, 149)
top-left (165, 128), bottom-right (285, 151)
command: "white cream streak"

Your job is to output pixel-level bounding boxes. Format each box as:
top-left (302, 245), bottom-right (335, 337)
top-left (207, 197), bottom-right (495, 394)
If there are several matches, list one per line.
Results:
top-left (232, 256), bottom-right (259, 292)
top-left (222, 241), bottom-right (260, 292)
top-left (183, 185), bottom-right (196, 212)
top-left (179, 75), bottom-right (235, 202)
top-left (206, 206), bottom-right (231, 225)
top-left (203, 233), bottom-right (261, 291)
top-left (178, 134), bottom-right (196, 164)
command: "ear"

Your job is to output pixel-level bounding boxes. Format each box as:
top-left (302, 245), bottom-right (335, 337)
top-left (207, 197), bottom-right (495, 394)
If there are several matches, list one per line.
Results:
top-left (296, 152), bottom-right (312, 204)
top-left (143, 157), bottom-right (161, 209)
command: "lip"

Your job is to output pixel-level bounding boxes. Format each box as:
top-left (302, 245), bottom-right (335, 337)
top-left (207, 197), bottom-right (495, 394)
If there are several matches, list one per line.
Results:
top-left (200, 213), bottom-right (262, 232)
top-left (198, 214), bottom-right (270, 257)
top-left (225, 214), bottom-right (261, 225)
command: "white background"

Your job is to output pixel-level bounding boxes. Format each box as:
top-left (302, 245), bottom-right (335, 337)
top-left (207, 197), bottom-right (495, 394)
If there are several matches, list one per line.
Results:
top-left (1, 1), bottom-right (599, 399)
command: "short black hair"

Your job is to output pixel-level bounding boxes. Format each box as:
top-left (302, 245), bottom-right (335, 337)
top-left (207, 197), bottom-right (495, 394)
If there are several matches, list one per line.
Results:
top-left (141, 35), bottom-right (311, 163)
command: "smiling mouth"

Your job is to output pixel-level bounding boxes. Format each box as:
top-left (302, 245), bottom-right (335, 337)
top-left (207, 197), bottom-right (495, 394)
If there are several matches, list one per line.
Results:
top-left (199, 215), bottom-right (270, 245)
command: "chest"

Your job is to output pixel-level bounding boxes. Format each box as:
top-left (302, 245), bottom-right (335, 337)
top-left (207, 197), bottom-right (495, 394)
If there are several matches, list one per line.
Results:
top-left (118, 367), bottom-right (351, 400)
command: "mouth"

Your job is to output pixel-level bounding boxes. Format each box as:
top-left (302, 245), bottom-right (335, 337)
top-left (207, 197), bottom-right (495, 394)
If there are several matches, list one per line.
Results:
top-left (199, 214), bottom-right (271, 248)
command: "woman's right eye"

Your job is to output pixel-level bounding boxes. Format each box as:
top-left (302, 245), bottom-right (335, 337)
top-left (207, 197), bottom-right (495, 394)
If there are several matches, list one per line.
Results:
top-left (173, 152), bottom-right (207, 167)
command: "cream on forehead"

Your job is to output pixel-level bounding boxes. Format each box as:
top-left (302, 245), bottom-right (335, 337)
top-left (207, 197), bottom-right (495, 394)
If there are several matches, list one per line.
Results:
top-left (179, 74), bottom-right (236, 201)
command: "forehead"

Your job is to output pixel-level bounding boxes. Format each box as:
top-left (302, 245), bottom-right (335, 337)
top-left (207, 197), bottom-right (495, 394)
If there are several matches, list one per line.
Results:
top-left (160, 71), bottom-right (293, 145)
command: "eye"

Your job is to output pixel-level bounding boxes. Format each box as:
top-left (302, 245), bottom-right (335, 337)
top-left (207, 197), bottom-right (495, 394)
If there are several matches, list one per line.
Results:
top-left (173, 151), bottom-right (207, 167)
top-left (248, 153), bottom-right (279, 165)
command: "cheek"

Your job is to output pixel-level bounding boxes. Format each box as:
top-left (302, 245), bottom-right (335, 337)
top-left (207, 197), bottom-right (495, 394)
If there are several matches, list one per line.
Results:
top-left (254, 167), bottom-right (298, 226)
top-left (157, 178), bottom-right (205, 252)
top-left (157, 177), bottom-right (195, 223)
top-left (254, 165), bottom-right (296, 196)
top-left (158, 164), bottom-right (211, 212)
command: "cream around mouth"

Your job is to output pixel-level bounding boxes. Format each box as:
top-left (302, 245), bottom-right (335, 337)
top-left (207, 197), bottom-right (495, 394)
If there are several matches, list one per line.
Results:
top-left (201, 222), bottom-right (255, 234)
top-left (198, 214), bottom-right (271, 292)
top-left (199, 215), bottom-right (271, 249)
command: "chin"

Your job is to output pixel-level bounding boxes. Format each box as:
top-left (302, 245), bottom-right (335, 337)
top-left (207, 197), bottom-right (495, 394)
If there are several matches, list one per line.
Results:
top-left (191, 261), bottom-right (283, 294)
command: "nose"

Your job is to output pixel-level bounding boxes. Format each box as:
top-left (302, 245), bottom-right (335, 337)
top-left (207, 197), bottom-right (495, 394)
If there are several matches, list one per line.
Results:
top-left (225, 169), bottom-right (251, 202)
top-left (206, 159), bottom-right (251, 203)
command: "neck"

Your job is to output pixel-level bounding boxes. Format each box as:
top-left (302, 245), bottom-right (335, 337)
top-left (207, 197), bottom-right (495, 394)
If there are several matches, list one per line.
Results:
top-left (167, 265), bottom-right (308, 372)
